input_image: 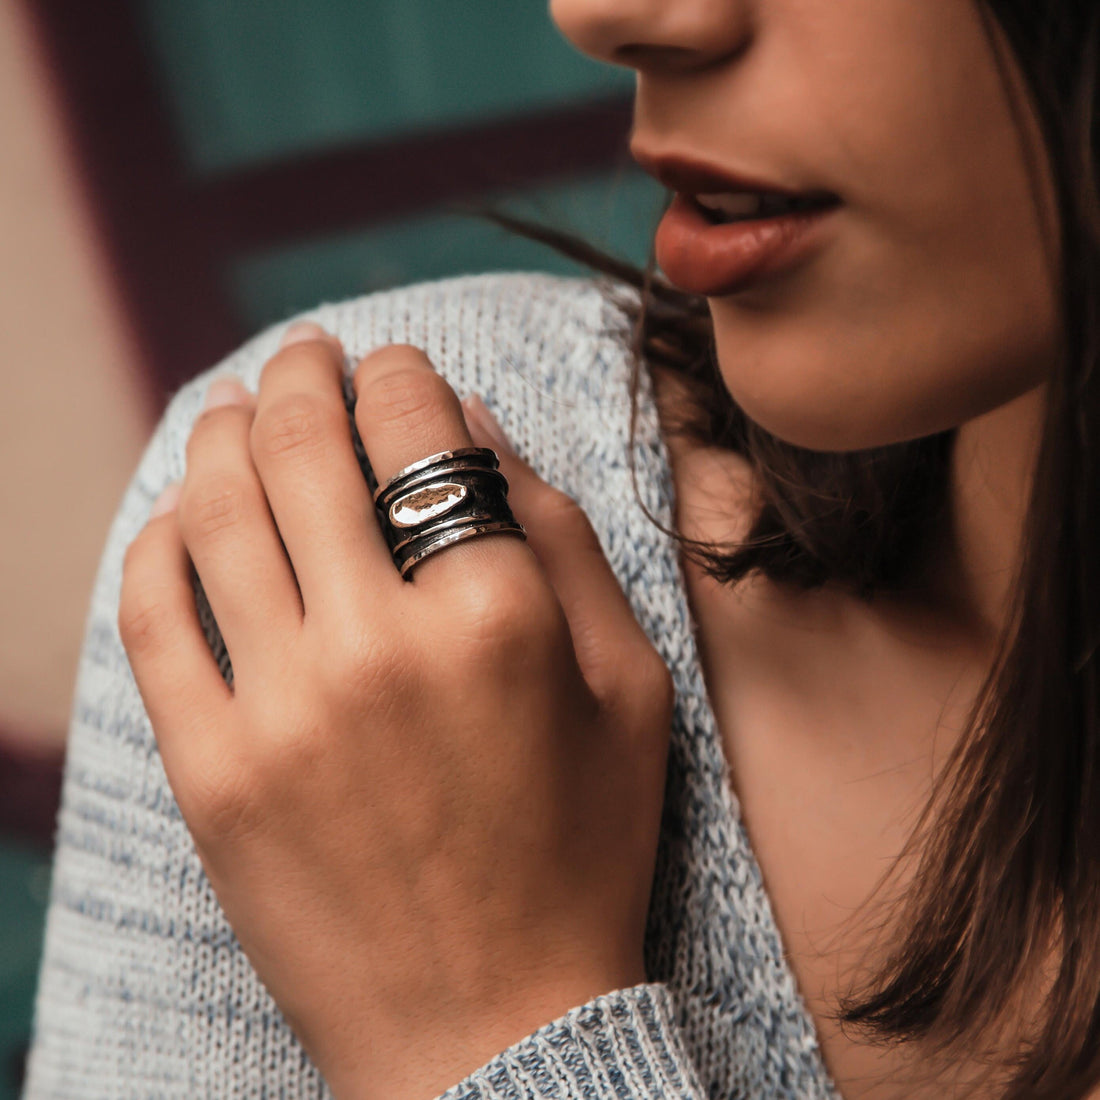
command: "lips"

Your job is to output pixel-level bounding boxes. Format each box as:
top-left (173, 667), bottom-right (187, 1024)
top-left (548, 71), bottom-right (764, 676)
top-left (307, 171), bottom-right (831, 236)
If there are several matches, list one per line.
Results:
top-left (631, 147), bottom-right (833, 204)
top-left (633, 146), bottom-right (842, 297)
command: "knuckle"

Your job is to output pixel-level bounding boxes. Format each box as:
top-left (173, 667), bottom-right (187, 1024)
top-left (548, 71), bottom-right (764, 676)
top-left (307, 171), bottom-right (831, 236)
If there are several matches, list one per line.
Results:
top-left (354, 344), bottom-right (432, 389)
top-left (263, 339), bottom-right (333, 384)
top-left (535, 492), bottom-right (614, 580)
top-left (178, 474), bottom-right (249, 540)
top-left (186, 403), bottom-right (250, 458)
top-left (118, 584), bottom-right (173, 655)
top-left (452, 572), bottom-right (561, 658)
top-left (305, 612), bottom-right (415, 709)
top-left (537, 485), bottom-right (583, 523)
top-left (323, 625), bottom-right (397, 695)
top-left (255, 720), bottom-right (324, 789)
top-left (361, 367), bottom-right (450, 429)
top-left (536, 488), bottom-right (597, 542)
top-left (253, 393), bottom-right (333, 462)
top-left (624, 647), bottom-right (676, 727)
top-left (184, 753), bottom-right (263, 844)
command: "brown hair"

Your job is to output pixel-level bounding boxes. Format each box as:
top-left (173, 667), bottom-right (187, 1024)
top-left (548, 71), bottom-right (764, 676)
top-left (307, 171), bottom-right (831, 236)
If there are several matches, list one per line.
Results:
top-left (450, 1), bottom-right (1100, 1095)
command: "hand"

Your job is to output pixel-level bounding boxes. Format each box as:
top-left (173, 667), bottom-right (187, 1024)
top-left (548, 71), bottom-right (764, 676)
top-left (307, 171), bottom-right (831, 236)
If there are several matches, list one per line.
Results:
top-left (118, 323), bottom-right (675, 1100)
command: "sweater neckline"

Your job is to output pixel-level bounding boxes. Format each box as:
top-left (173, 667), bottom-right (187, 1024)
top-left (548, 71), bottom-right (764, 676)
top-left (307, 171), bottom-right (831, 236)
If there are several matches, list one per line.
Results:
top-left (624, 340), bottom-right (843, 1098)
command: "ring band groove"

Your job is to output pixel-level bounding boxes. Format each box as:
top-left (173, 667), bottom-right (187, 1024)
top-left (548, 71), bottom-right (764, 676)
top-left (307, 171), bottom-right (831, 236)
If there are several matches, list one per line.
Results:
top-left (389, 509), bottom-right (504, 554)
top-left (372, 447), bottom-right (501, 506)
top-left (372, 444), bottom-right (525, 579)
top-left (395, 520), bottom-right (527, 577)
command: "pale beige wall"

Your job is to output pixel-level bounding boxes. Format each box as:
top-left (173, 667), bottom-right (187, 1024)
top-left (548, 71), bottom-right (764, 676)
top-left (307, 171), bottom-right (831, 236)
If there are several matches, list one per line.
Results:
top-left (0, 0), bottom-right (153, 755)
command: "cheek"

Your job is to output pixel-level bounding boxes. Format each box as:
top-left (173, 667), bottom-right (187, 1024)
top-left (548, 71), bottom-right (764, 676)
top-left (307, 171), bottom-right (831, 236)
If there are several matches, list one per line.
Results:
top-left (711, 0), bottom-right (1062, 453)
top-left (707, 215), bottom-right (1060, 454)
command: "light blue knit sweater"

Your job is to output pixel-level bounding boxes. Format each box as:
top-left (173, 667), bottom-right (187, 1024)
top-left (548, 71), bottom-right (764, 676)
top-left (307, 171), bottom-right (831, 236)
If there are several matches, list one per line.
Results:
top-left (21, 272), bottom-right (842, 1099)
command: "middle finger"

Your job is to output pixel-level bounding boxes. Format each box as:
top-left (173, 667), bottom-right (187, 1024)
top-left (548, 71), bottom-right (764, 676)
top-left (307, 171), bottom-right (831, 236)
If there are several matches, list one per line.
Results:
top-left (351, 344), bottom-right (536, 590)
top-left (251, 325), bottom-right (403, 623)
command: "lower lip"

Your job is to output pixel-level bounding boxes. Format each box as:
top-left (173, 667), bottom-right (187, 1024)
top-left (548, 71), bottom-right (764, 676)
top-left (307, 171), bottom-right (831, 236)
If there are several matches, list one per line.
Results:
top-left (654, 193), bottom-right (839, 297)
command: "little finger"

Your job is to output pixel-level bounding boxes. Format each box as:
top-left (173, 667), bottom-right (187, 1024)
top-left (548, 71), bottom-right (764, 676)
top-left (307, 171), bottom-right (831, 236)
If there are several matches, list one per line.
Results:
top-left (119, 484), bottom-right (234, 779)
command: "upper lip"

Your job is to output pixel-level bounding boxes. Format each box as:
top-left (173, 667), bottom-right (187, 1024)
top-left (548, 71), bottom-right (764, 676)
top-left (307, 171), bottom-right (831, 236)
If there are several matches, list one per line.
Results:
top-left (630, 144), bottom-right (824, 199)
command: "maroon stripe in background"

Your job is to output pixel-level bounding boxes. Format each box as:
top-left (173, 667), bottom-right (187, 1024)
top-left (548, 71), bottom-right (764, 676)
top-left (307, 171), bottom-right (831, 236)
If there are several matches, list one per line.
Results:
top-left (200, 95), bottom-right (636, 252)
top-left (0, 732), bottom-right (63, 847)
top-left (20, 0), bottom-right (633, 402)
top-left (20, 0), bottom-right (246, 410)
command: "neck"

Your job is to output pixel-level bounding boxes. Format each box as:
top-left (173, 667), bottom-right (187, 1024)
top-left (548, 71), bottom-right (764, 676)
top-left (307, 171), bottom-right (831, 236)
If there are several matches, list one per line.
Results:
top-left (920, 381), bottom-right (1049, 654)
top-left (650, 362), bottom-right (1050, 660)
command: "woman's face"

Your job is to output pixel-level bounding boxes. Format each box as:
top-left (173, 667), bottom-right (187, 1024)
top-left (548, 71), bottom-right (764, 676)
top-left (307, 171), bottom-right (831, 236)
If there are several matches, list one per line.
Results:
top-left (550, 0), bottom-right (1062, 452)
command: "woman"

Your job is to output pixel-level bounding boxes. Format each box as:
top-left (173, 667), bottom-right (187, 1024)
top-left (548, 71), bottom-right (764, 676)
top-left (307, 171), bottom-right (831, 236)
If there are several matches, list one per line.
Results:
top-left (21, 1), bottom-right (1099, 1098)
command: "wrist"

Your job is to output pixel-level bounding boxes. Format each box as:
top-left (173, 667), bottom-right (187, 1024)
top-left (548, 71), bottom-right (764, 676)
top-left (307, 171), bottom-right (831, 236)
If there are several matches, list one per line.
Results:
top-left (328, 967), bottom-right (649, 1100)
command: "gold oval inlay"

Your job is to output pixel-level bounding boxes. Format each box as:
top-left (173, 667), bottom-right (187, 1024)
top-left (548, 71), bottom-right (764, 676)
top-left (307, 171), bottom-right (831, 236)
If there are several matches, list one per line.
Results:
top-left (389, 481), bottom-right (467, 528)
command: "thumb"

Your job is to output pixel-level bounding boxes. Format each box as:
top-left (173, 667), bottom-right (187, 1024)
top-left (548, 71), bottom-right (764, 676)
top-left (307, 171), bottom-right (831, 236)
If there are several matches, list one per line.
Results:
top-left (461, 393), bottom-right (658, 711)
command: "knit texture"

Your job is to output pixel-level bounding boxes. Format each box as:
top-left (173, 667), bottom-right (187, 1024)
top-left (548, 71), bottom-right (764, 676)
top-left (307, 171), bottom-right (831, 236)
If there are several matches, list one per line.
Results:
top-left (21, 271), bottom-right (842, 1099)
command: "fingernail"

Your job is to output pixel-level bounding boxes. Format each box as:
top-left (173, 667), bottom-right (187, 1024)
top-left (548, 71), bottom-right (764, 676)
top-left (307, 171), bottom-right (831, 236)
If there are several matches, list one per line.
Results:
top-left (202, 376), bottom-right (250, 411)
top-left (463, 394), bottom-right (516, 456)
top-left (150, 482), bottom-right (181, 518)
top-left (281, 320), bottom-right (342, 353)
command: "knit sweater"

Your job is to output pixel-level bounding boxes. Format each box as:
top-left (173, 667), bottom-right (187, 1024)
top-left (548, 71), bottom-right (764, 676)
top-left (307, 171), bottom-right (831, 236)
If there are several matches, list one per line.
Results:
top-left (21, 271), bottom-right (842, 1099)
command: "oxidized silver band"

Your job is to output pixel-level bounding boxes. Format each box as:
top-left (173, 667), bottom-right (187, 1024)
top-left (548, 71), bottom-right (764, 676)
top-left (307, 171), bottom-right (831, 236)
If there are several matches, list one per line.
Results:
top-left (373, 446), bottom-right (526, 578)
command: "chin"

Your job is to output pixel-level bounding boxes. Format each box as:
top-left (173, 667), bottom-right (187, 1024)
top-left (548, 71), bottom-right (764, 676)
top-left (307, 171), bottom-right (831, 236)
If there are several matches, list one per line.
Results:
top-left (708, 305), bottom-right (1051, 455)
top-left (729, 398), bottom-right (904, 454)
top-left (708, 326), bottom-right (920, 454)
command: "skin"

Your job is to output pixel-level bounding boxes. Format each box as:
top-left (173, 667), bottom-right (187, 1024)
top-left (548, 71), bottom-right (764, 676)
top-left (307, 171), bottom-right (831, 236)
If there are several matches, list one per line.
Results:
top-left (551, 0), bottom-right (1062, 637)
top-left (117, 2), bottom-right (1074, 1099)
top-left (122, 328), bottom-right (676, 1100)
top-left (549, 0), bottom-right (1068, 1096)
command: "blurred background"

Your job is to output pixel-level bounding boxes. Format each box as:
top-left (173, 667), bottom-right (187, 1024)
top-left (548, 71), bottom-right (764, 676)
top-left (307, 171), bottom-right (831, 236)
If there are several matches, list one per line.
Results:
top-left (0, 1), bottom-right (664, 1094)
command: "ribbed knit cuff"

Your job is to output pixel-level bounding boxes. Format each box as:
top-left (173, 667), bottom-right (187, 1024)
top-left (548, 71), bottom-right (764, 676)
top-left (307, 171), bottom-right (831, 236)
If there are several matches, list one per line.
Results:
top-left (434, 982), bottom-right (707, 1100)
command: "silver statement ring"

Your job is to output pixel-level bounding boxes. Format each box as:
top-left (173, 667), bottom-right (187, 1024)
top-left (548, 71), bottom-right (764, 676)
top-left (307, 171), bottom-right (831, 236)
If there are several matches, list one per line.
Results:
top-left (373, 446), bottom-right (527, 579)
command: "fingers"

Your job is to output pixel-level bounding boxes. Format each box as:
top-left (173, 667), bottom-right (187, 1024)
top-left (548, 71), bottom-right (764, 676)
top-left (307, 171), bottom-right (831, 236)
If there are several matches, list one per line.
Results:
top-left (179, 378), bottom-right (304, 679)
top-left (252, 324), bottom-right (401, 622)
top-left (351, 344), bottom-right (537, 591)
top-left (462, 394), bottom-right (666, 715)
top-left (119, 487), bottom-right (234, 779)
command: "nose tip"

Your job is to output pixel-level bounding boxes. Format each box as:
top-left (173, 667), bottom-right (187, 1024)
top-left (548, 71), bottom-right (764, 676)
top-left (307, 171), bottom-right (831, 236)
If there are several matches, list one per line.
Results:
top-left (550, 0), bottom-right (751, 75)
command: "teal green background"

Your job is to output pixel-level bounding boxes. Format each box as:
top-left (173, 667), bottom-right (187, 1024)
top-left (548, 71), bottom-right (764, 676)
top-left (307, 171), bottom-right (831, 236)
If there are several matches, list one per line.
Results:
top-left (231, 167), bottom-right (665, 331)
top-left (136, 0), bottom-right (636, 177)
top-left (131, 0), bottom-right (663, 332)
top-left (0, 840), bottom-right (51, 1100)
